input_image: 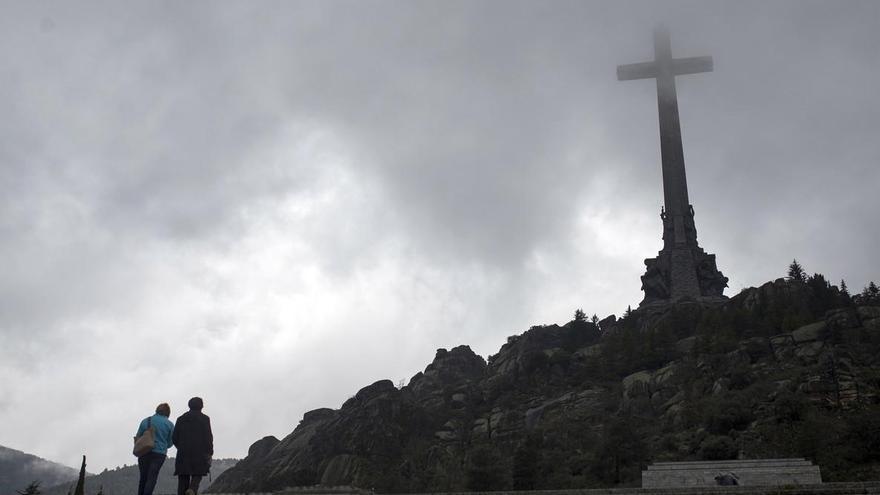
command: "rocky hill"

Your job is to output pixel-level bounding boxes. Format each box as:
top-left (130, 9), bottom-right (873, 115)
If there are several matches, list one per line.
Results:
top-left (209, 276), bottom-right (880, 492)
top-left (0, 445), bottom-right (79, 495)
top-left (42, 458), bottom-right (238, 495)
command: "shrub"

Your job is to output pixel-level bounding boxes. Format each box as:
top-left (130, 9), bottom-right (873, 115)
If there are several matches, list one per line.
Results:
top-left (699, 435), bottom-right (739, 460)
top-left (703, 396), bottom-right (755, 434)
top-left (466, 446), bottom-right (508, 491)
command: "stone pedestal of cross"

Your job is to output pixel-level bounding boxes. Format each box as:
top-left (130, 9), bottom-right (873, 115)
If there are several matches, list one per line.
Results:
top-left (617, 28), bottom-right (728, 305)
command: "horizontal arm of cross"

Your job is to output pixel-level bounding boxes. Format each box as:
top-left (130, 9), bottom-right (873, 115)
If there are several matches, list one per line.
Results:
top-left (673, 56), bottom-right (713, 76)
top-left (617, 55), bottom-right (713, 81)
top-left (617, 61), bottom-right (657, 81)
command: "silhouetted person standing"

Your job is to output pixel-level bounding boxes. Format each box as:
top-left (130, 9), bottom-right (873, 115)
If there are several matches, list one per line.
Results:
top-left (172, 397), bottom-right (214, 495)
top-left (136, 403), bottom-right (175, 495)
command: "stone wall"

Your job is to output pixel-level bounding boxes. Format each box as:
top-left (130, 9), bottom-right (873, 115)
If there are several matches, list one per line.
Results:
top-left (211, 481), bottom-right (880, 495)
top-left (642, 459), bottom-right (822, 488)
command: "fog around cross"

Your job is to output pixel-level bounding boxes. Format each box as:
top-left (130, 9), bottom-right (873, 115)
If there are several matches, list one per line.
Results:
top-left (1, 1), bottom-right (878, 471)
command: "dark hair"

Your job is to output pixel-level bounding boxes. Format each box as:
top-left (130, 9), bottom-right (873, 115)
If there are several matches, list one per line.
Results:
top-left (188, 397), bottom-right (204, 411)
top-left (155, 403), bottom-right (171, 417)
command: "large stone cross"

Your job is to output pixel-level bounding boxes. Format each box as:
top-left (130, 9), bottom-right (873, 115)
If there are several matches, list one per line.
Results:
top-left (618, 27), bottom-right (712, 247)
top-left (617, 28), bottom-right (728, 305)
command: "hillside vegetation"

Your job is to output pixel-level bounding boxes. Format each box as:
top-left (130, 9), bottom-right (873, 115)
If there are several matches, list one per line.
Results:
top-left (0, 446), bottom-right (79, 495)
top-left (41, 458), bottom-right (238, 495)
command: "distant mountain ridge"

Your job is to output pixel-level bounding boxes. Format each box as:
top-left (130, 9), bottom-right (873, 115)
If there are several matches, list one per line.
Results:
top-left (42, 458), bottom-right (238, 495)
top-left (0, 445), bottom-right (79, 495)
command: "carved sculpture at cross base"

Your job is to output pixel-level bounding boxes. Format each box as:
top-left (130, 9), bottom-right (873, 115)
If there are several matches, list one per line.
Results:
top-left (641, 206), bottom-right (729, 306)
top-left (641, 248), bottom-right (729, 305)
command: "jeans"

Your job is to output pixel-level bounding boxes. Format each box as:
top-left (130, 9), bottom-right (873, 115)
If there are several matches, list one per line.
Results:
top-left (177, 475), bottom-right (202, 495)
top-left (137, 452), bottom-right (166, 495)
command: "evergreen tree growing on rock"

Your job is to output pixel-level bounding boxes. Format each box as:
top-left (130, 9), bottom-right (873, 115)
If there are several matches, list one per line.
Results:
top-left (806, 272), bottom-right (839, 316)
top-left (840, 279), bottom-right (851, 300)
top-left (466, 446), bottom-right (507, 491)
top-left (512, 434), bottom-right (541, 490)
top-left (788, 259), bottom-right (807, 283)
top-left (593, 414), bottom-right (646, 485)
top-left (859, 282), bottom-right (880, 304)
top-left (17, 482), bottom-right (41, 495)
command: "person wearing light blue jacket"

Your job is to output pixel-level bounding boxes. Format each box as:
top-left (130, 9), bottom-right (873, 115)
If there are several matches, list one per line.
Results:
top-left (136, 403), bottom-right (175, 495)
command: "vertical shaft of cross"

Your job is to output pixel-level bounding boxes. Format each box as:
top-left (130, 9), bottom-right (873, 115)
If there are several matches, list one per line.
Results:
top-left (618, 27), bottom-right (728, 305)
top-left (653, 28), bottom-right (691, 240)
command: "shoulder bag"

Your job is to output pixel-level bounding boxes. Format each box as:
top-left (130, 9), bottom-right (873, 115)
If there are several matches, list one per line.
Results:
top-left (133, 417), bottom-right (155, 457)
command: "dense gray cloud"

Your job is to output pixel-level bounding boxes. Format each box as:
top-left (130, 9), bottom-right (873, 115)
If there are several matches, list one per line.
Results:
top-left (1, 0), bottom-right (878, 471)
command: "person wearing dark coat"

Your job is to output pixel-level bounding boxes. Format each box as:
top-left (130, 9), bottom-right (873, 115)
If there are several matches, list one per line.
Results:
top-left (172, 397), bottom-right (214, 495)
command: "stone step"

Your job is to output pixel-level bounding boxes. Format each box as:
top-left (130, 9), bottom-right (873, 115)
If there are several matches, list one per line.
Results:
top-left (647, 459), bottom-right (812, 470)
top-left (651, 457), bottom-right (808, 464)
top-left (384, 481), bottom-right (880, 495)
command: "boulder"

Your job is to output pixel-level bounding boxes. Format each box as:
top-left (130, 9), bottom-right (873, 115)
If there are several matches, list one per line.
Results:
top-left (489, 323), bottom-right (599, 379)
top-left (434, 430), bottom-right (457, 441)
top-left (472, 418), bottom-right (489, 434)
top-left (247, 435), bottom-right (280, 459)
top-left (676, 336), bottom-right (697, 354)
top-left (320, 454), bottom-right (363, 486)
top-left (769, 334), bottom-right (795, 360)
top-left (409, 345), bottom-right (486, 409)
top-left (769, 334), bottom-right (794, 347)
top-left (344, 380), bottom-right (397, 409)
top-left (302, 408), bottom-right (336, 424)
top-left (825, 308), bottom-right (860, 331)
top-left (653, 363), bottom-right (678, 387)
top-left (794, 341), bottom-right (824, 360)
top-left (857, 306), bottom-right (880, 320)
top-left (623, 370), bottom-right (653, 399)
top-left (739, 337), bottom-right (772, 361)
top-left (489, 411), bottom-right (504, 430)
top-left (598, 314), bottom-right (617, 332)
top-left (574, 344), bottom-right (602, 359)
top-left (792, 321), bottom-right (827, 343)
top-left (711, 378), bottom-right (730, 395)
top-left (661, 391), bottom-right (685, 411)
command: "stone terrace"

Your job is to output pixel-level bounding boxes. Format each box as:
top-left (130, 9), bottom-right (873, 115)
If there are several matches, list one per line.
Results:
top-left (642, 459), bottom-right (822, 488)
top-left (211, 482), bottom-right (880, 495)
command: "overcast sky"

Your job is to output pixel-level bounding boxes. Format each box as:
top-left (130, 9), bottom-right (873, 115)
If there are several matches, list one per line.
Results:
top-left (1, 0), bottom-right (879, 472)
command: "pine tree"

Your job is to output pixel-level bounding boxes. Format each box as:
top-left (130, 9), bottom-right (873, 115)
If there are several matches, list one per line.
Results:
top-left (512, 435), bottom-right (541, 489)
top-left (788, 259), bottom-right (806, 283)
top-left (591, 314), bottom-right (600, 326)
top-left (466, 446), bottom-right (506, 491)
top-left (870, 281), bottom-right (879, 299)
top-left (840, 279), bottom-right (850, 298)
top-left (16, 481), bottom-right (41, 495)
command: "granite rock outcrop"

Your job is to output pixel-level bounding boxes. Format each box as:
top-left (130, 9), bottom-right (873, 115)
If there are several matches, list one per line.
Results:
top-left (209, 279), bottom-right (880, 492)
